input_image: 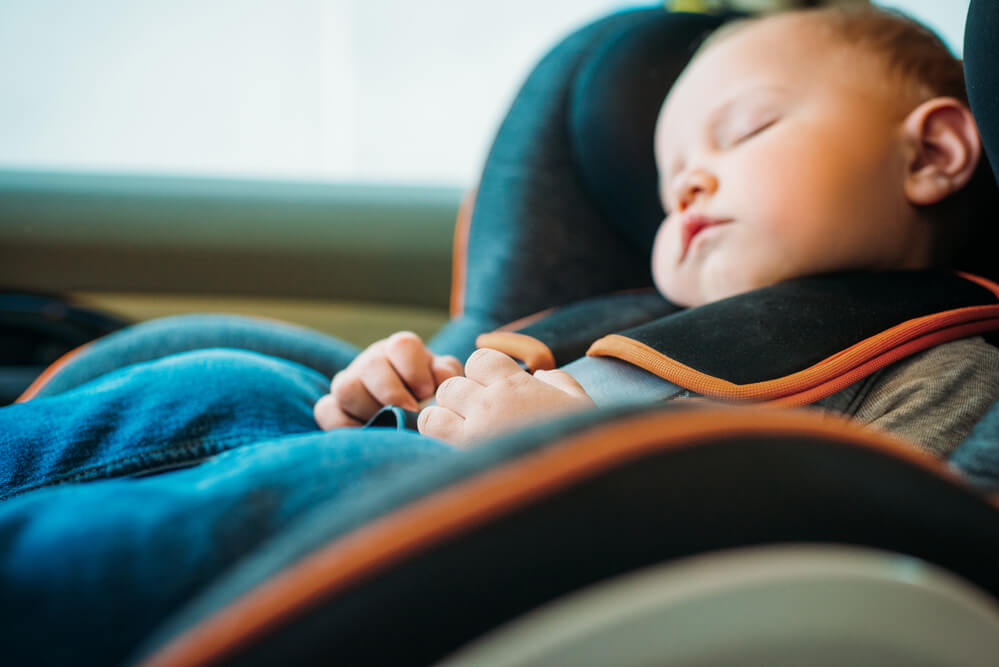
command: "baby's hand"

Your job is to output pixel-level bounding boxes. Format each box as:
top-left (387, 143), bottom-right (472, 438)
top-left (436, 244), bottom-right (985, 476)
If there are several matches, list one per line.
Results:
top-left (314, 331), bottom-right (463, 430)
top-left (418, 348), bottom-right (594, 447)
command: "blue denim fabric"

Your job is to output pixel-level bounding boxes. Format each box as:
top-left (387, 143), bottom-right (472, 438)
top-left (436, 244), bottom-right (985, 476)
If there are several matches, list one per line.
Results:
top-left (0, 348), bottom-right (457, 666)
top-left (0, 348), bottom-right (332, 500)
top-left (28, 313), bottom-right (361, 399)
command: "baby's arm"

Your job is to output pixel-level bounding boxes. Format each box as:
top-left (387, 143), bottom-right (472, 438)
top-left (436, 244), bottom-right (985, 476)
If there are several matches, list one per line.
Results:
top-left (314, 331), bottom-right (463, 430)
top-left (418, 348), bottom-right (595, 447)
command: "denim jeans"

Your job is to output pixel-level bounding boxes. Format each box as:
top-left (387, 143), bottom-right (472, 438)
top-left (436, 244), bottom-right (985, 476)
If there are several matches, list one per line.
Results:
top-left (0, 345), bottom-right (457, 666)
top-left (25, 313), bottom-right (364, 399)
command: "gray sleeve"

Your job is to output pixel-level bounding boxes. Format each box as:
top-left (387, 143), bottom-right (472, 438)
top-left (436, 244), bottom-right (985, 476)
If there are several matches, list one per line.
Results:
top-left (560, 355), bottom-right (688, 407)
top-left (563, 337), bottom-right (999, 459)
top-left (845, 337), bottom-right (999, 458)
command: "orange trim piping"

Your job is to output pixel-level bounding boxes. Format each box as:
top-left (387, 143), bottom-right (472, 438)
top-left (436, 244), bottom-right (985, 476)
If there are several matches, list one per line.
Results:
top-left (768, 319), bottom-right (999, 406)
top-left (140, 407), bottom-right (962, 667)
top-left (956, 271), bottom-right (999, 299)
top-left (476, 332), bottom-right (557, 371)
top-left (15, 342), bottom-right (92, 403)
top-left (449, 188), bottom-right (476, 318)
top-left (587, 305), bottom-right (999, 401)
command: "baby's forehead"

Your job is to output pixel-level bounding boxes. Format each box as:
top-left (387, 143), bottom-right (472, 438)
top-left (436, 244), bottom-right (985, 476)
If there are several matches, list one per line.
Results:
top-left (681, 16), bottom-right (839, 85)
top-left (659, 15), bottom-right (892, 124)
top-left (654, 16), bottom-right (903, 165)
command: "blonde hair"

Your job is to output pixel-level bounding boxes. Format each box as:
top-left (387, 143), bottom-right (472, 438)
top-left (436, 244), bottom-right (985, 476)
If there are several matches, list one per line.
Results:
top-left (700, 5), bottom-right (965, 106)
top-left (813, 5), bottom-right (966, 105)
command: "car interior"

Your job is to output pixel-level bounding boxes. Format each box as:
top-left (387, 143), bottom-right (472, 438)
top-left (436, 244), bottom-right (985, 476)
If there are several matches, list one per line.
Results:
top-left (4, 0), bottom-right (999, 665)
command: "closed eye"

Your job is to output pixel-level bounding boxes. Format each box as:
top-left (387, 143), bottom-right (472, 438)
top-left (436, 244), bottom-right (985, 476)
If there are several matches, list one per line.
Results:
top-left (729, 116), bottom-right (778, 147)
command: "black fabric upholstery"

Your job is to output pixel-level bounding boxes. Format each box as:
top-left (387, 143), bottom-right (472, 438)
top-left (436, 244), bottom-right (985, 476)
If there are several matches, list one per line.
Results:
top-left (140, 404), bottom-right (999, 666)
top-left (952, 0), bottom-right (999, 487)
top-left (511, 289), bottom-right (678, 367)
top-left (948, 0), bottom-right (999, 284)
top-left (965, 0), bottom-right (999, 189)
top-left (615, 271), bottom-right (997, 384)
top-left (506, 271), bottom-right (999, 381)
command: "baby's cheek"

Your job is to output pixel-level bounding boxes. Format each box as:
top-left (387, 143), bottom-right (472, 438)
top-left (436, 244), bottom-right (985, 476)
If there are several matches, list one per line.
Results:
top-left (650, 223), bottom-right (677, 294)
top-left (701, 236), bottom-right (781, 302)
top-left (736, 237), bottom-right (798, 294)
top-left (699, 254), bottom-right (746, 303)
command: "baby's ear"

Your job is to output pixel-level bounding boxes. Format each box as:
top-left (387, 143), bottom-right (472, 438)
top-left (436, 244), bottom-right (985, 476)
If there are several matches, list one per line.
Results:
top-left (903, 97), bottom-right (982, 206)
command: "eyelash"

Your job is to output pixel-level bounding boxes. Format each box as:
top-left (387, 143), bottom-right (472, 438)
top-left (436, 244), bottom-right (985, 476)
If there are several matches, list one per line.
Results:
top-left (729, 117), bottom-right (777, 146)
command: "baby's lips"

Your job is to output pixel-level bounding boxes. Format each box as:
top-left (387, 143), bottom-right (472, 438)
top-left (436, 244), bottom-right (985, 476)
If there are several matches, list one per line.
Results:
top-left (679, 213), bottom-right (733, 261)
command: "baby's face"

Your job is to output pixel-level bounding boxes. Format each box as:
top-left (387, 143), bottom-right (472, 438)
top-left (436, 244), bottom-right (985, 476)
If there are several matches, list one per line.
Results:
top-left (651, 15), bottom-right (934, 307)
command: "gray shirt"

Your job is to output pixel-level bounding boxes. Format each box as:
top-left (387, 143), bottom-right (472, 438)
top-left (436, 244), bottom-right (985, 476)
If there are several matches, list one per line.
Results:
top-left (814, 336), bottom-right (999, 457)
top-left (564, 336), bottom-right (999, 458)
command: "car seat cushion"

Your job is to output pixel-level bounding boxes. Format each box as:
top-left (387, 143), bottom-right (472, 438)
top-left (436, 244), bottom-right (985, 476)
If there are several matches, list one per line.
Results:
top-left (476, 271), bottom-right (999, 405)
top-left (137, 405), bottom-right (999, 666)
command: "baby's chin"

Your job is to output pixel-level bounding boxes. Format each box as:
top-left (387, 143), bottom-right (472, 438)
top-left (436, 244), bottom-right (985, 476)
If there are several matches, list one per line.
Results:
top-left (655, 272), bottom-right (766, 308)
top-left (654, 275), bottom-right (702, 308)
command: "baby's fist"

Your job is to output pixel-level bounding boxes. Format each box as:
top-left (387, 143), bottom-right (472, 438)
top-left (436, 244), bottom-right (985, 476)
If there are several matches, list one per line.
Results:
top-left (418, 348), bottom-right (594, 446)
top-left (314, 331), bottom-right (462, 430)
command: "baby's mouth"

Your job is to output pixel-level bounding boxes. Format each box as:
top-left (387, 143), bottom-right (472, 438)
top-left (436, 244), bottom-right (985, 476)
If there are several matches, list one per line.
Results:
top-left (679, 214), bottom-right (733, 262)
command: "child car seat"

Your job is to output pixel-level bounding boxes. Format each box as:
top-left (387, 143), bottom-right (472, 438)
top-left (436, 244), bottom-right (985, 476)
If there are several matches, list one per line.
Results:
top-left (126, 2), bottom-right (999, 665)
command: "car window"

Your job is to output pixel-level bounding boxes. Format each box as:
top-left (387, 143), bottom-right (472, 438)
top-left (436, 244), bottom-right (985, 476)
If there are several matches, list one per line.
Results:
top-left (0, 1), bottom-right (968, 187)
top-left (0, 0), bottom-right (629, 186)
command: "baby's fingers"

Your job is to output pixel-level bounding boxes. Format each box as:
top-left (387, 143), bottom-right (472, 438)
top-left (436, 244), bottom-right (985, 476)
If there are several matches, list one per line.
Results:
top-left (385, 331), bottom-right (435, 400)
top-left (313, 393), bottom-right (363, 430)
top-left (431, 354), bottom-right (464, 386)
top-left (330, 371), bottom-right (382, 421)
top-left (464, 348), bottom-right (526, 385)
top-left (418, 405), bottom-right (465, 445)
top-left (534, 369), bottom-right (590, 398)
top-left (362, 356), bottom-right (420, 411)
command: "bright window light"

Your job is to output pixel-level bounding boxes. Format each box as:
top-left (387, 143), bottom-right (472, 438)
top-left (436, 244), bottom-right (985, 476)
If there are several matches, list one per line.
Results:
top-left (0, 1), bottom-right (971, 185)
top-left (0, 0), bottom-right (630, 186)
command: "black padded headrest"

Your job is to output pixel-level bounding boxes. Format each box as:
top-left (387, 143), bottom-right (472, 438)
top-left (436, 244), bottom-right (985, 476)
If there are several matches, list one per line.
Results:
top-left (949, 0), bottom-right (999, 283)
top-left (965, 0), bottom-right (999, 189)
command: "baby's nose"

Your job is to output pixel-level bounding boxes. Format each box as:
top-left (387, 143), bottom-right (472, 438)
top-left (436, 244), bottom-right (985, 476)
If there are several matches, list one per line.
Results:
top-left (676, 169), bottom-right (718, 211)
